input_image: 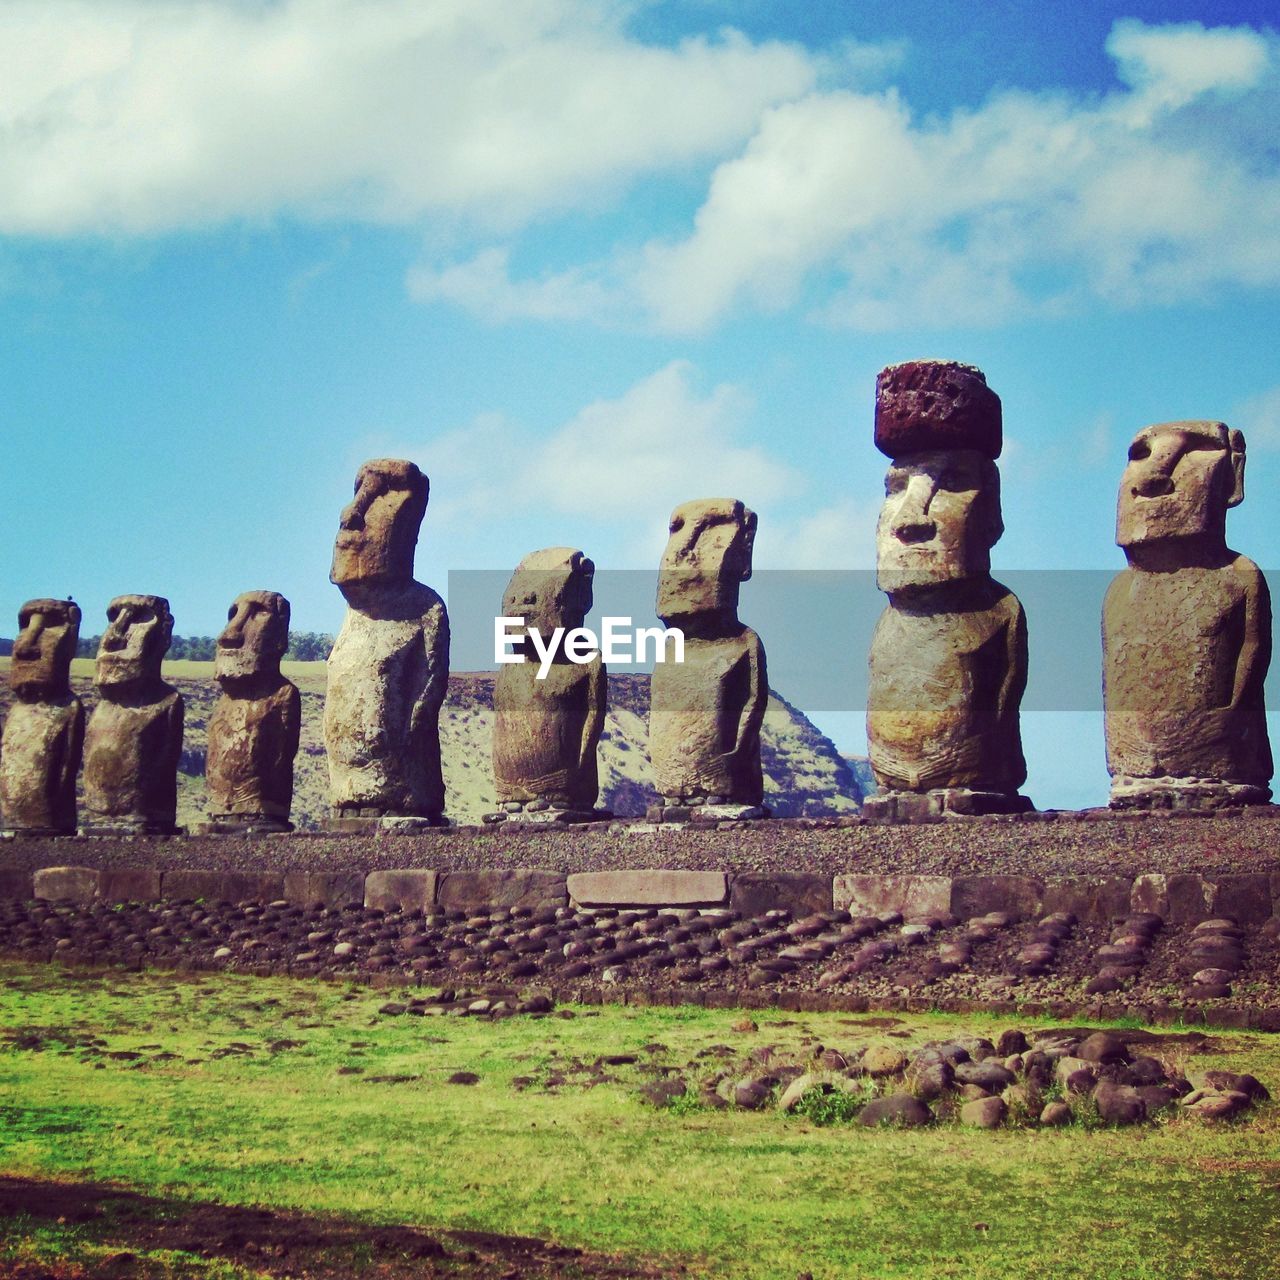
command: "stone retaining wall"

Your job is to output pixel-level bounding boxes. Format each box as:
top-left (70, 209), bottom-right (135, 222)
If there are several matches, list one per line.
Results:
top-left (13, 861), bottom-right (1280, 925)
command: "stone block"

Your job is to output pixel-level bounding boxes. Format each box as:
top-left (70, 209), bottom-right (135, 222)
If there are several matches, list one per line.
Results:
top-left (437, 869), bottom-right (567, 914)
top-left (99, 868), bottom-right (162, 903)
top-left (833, 874), bottom-right (952, 919)
top-left (160, 870), bottom-right (285, 904)
top-left (730, 873), bottom-right (832, 917)
top-left (1042, 877), bottom-right (1133, 923)
top-left (1132, 873), bottom-right (1214, 923)
top-left (567, 870), bottom-right (728, 908)
top-left (364, 869), bottom-right (438, 913)
top-left (950, 875), bottom-right (1043, 921)
top-left (1130, 874), bottom-right (1168, 917)
top-left (0, 868), bottom-right (34, 900)
top-left (33, 865), bottom-right (101, 904)
top-left (1208, 874), bottom-right (1273, 925)
top-left (283, 871), bottom-right (366, 908)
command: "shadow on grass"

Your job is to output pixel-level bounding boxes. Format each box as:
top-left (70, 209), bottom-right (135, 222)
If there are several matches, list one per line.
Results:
top-left (0, 1174), bottom-right (670, 1280)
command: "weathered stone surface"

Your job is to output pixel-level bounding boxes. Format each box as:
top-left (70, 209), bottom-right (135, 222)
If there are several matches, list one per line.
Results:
top-left (325, 460), bottom-right (449, 822)
top-left (731, 873), bottom-right (832, 917)
top-left (1209, 874), bottom-right (1273, 925)
top-left (567, 870), bottom-right (727, 907)
top-left (363, 869), bottom-right (438, 912)
top-left (0, 598), bottom-right (84, 834)
top-left (1131, 873), bottom-right (1214, 923)
top-left (874, 360), bottom-right (1002, 460)
top-left (437, 869), bottom-right (567, 913)
top-left (160, 870), bottom-right (285, 904)
top-left (951, 876), bottom-right (1043, 922)
top-left (1094, 1079), bottom-right (1148, 1126)
top-left (82, 595), bottom-right (184, 834)
top-left (1040, 1101), bottom-right (1072, 1126)
top-left (650, 499), bottom-right (766, 808)
top-left (0, 869), bottom-right (35, 900)
top-left (283, 871), bottom-right (366, 908)
top-left (1042, 876), bottom-right (1133, 923)
top-left (862, 1045), bottom-right (908, 1077)
top-left (1105, 421), bottom-right (1271, 809)
top-left (33, 865), bottom-right (100, 904)
top-left (98, 867), bottom-right (162, 903)
top-left (868, 362), bottom-right (1027, 814)
top-left (858, 1093), bottom-right (932, 1128)
top-left (834, 874), bottom-right (951, 919)
top-left (960, 1096), bottom-right (1007, 1128)
top-left (207, 591), bottom-right (300, 831)
top-left (493, 548), bottom-right (605, 813)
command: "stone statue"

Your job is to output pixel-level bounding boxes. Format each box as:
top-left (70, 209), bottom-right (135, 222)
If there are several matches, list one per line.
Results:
top-left (865, 359), bottom-right (1030, 821)
top-left (82, 594), bottom-right (184, 834)
top-left (649, 498), bottom-right (768, 820)
top-left (204, 591), bottom-right (301, 832)
top-left (489, 547), bottom-right (607, 822)
top-left (324, 458), bottom-right (449, 828)
top-left (1104, 420), bottom-right (1271, 808)
top-left (0, 598), bottom-right (85, 834)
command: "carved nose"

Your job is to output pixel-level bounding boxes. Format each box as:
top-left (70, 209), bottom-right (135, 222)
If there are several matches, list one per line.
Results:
top-left (339, 502), bottom-right (365, 531)
top-left (1134, 475), bottom-right (1175, 498)
top-left (894, 518), bottom-right (936, 544)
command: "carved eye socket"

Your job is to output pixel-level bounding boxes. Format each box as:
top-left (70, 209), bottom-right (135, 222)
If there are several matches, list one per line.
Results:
top-left (886, 471), bottom-right (908, 495)
top-left (1129, 441), bottom-right (1150, 462)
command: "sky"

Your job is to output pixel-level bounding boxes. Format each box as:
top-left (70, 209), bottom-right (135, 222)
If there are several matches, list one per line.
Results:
top-left (3, 0), bottom-right (1280, 810)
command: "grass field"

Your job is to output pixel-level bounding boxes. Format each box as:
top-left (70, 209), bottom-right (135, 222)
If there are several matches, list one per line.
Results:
top-left (2, 961), bottom-right (1279, 1279)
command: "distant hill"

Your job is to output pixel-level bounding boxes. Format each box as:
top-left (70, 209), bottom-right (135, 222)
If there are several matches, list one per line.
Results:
top-left (0, 661), bottom-right (866, 828)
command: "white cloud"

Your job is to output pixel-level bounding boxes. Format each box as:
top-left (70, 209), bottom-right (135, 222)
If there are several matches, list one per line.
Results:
top-left (419, 19), bottom-right (1280, 333)
top-left (405, 359), bottom-right (800, 546)
top-left (0, 0), bottom-right (817, 235)
top-left (1235, 384), bottom-right (1280, 450)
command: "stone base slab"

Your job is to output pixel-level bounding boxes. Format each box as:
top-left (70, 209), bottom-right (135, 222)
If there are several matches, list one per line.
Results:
top-left (567, 870), bottom-right (728, 908)
top-left (863, 790), bottom-right (1034, 823)
top-left (1110, 779), bottom-right (1272, 811)
top-left (482, 809), bottom-right (611, 826)
top-left (325, 815), bottom-right (451, 835)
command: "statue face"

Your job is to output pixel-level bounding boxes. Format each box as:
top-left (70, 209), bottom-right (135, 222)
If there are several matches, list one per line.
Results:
top-left (876, 450), bottom-right (1001, 592)
top-left (9, 598), bottom-right (80, 700)
top-left (330, 459), bottom-right (429, 589)
top-left (1117, 421), bottom-right (1242, 551)
top-left (656, 499), bottom-right (757, 623)
top-left (95, 595), bottom-right (173, 690)
top-left (216, 591), bottom-right (290, 682)
top-left (502, 548), bottom-right (593, 643)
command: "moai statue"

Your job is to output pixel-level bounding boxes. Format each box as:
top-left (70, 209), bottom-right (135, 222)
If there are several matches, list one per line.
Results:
top-left (649, 498), bottom-right (768, 821)
top-left (82, 595), bottom-right (184, 834)
top-left (0, 599), bottom-right (85, 834)
top-left (203, 591), bottom-right (302, 833)
top-left (1104, 421), bottom-right (1271, 809)
top-left (489, 548), bottom-right (607, 823)
top-left (324, 458), bottom-right (450, 829)
top-left (865, 359), bottom-right (1031, 821)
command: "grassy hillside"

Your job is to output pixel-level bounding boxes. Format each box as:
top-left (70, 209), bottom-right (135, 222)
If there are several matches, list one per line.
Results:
top-left (0, 660), bottom-right (865, 828)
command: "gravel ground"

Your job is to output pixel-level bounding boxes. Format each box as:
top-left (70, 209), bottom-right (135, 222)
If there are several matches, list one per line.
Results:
top-left (5, 809), bottom-right (1280, 880)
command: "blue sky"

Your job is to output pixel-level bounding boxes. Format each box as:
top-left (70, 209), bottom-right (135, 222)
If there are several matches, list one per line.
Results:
top-left (3, 0), bottom-right (1280, 809)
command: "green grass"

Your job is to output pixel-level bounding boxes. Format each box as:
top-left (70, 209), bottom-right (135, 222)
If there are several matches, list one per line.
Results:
top-left (2, 960), bottom-right (1279, 1279)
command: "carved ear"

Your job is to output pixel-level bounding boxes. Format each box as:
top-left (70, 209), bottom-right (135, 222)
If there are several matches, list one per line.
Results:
top-left (739, 508), bottom-right (758, 581)
top-left (1228, 429), bottom-right (1246, 508)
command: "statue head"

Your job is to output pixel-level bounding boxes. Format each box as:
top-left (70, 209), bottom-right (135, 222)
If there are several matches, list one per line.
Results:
top-left (874, 359), bottom-right (1004, 594)
top-left (216, 591), bottom-right (290, 684)
top-left (876, 451), bottom-right (1003, 592)
top-left (330, 458), bottom-right (429, 592)
top-left (1116, 420), bottom-right (1244, 554)
top-left (656, 498), bottom-right (756, 625)
top-left (501, 548), bottom-right (594, 650)
top-left (9, 598), bottom-right (80, 701)
top-left (95, 594), bottom-right (173, 692)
